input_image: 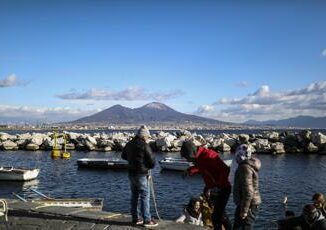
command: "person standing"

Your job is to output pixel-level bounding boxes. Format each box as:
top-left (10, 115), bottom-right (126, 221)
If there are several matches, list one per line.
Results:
top-left (121, 125), bottom-right (158, 227)
top-left (233, 144), bottom-right (261, 230)
top-left (181, 140), bottom-right (231, 230)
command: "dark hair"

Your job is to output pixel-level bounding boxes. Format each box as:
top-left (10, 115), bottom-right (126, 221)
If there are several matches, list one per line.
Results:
top-left (312, 193), bottom-right (325, 201)
top-left (180, 141), bottom-right (197, 159)
top-left (186, 197), bottom-right (201, 218)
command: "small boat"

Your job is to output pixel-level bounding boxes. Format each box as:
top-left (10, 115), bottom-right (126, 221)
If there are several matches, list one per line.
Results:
top-left (159, 157), bottom-right (233, 171)
top-left (0, 167), bottom-right (40, 181)
top-left (14, 189), bottom-right (104, 211)
top-left (77, 158), bottom-right (128, 169)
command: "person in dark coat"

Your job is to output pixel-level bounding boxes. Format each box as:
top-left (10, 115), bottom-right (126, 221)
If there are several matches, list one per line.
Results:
top-left (181, 140), bottom-right (231, 230)
top-left (233, 144), bottom-right (261, 230)
top-left (278, 204), bottom-right (326, 230)
top-left (121, 125), bottom-right (158, 227)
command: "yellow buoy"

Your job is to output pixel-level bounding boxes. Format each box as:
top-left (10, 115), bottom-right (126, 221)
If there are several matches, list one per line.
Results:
top-left (61, 133), bottom-right (70, 159)
top-left (51, 130), bottom-right (61, 158)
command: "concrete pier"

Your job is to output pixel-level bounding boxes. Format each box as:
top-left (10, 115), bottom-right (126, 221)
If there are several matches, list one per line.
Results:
top-left (0, 199), bottom-right (204, 230)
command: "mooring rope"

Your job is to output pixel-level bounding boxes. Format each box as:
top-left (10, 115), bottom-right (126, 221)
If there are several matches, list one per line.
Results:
top-left (148, 170), bottom-right (162, 221)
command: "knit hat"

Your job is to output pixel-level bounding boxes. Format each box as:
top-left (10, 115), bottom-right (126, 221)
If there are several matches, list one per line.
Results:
top-left (302, 204), bottom-right (320, 224)
top-left (180, 140), bottom-right (197, 159)
top-left (137, 125), bottom-right (150, 138)
top-left (235, 144), bottom-right (252, 164)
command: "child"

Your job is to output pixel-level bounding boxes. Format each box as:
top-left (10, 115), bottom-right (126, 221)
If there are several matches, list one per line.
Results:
top-left (176, 197), bottom-right (203, 226)
top-left (200, 187), bottom-right (214, 228)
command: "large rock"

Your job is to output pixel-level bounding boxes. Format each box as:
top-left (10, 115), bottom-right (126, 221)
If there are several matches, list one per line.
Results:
top-left (86, 135), bottom-right (97, 146)
top-left (25, 143), bottom-right (40, 151)
top-left (30, 134), bottom-right (45, 146)
top-left (1, 140), bottom-right (18, 150)
top-left (306, 142), bottom-right (319, 153)
top-left (217, 143), bottom-right (231, 152)
top-left (263, 131), bottom-right (279, 143)
top-left (0, 132), bottom-right (14, 141)
top-left (312, 132), bottom-right (326, 146)
top-left (255, 139), bottom-right (270, 153)
top-left (239, 134), bottom-right (250, 144)
top-left (271, 142), bottom-right (285, 154)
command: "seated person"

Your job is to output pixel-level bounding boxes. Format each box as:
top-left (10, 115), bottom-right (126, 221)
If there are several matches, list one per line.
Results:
top-left (199, 187), bottom-right (232, 230)
top-left (278, 204), bottom-right (326, 230)
top-left (200, 187), bottom-right (214, 228)
top-left (176, 197), bottom-right (203, 226)
top-left (313, 193), bottom-right (326, 217)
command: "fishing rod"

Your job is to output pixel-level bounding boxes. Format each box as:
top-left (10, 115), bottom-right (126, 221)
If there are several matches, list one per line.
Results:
top-left (148, 170), bottom-right (162, 221)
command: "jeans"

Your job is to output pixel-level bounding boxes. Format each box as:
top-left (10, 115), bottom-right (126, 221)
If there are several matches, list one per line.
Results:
top-left (128, 173), bottom-right (151, 222)
top-left (210, 185), bottom-right (232, 230)
top-left (233, 205), bottom-right (259, 230)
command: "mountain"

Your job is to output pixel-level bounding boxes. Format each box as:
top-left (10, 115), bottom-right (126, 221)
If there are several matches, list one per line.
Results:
top-left (71, 102), bottom-right (231, 127)
top-left (244, 116), bottom-right (326, 129)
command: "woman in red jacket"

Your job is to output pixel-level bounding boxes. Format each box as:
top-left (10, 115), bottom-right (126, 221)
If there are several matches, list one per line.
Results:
top-left (181, 140), bottom-right (232, 230)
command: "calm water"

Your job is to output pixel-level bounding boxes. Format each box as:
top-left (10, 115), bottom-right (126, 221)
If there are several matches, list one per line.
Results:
top-left (0, 150), bottom-right (325, 229)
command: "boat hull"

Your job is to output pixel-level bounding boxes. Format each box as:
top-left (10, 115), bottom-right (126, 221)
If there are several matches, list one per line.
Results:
top-left (0, 167), bottom-right (40, 181)
top-left (77, 158), bottom-right (128, 169)
top-left (159, 158), bottom-right (232, 171)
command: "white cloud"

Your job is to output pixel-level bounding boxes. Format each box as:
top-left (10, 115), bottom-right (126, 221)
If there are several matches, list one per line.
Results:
top-left (57, 87), bottom-right (184, 101)
top-left (322, 48), bottom-right (326, 57)
top-left (196, 105), bottom-right (215, 114)
top-left (0, 74), bottom-right (29, 87)
top-left (196, 81), bottom-right (326, 123)
top-left (0, 74), bottom-right (18, 87)
top-left (236, 81), bottom-right (249, 87)
top-left (0, 104), bottom-right (97, 123)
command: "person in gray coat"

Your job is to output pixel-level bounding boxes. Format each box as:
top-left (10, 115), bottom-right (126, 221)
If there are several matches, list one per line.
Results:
top-left (233, 144), bottom-right (261, 230)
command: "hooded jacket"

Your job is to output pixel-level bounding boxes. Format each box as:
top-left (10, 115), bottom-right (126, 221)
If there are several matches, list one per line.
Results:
top-left (121, 136), bottom-right (155, 174)
top-left (233, 157), bottom-right (262, 215)
top-left (187, 147), bottom-right (231, 189)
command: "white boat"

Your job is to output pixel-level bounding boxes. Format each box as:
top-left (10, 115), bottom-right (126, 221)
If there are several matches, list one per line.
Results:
top-left (159, 157), bottom-right (233, 171)
top-left (77, 158), bottom-right (128, 169)
top-left (0, 167), bottom-right (40, 181)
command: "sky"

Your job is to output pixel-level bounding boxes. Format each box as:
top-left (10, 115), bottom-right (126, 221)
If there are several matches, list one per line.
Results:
top-left (0, 0), bottom-right (325, 123)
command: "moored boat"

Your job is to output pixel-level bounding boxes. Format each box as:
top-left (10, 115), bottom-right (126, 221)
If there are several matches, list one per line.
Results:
top-left (77, 158), bottom-right (128, 169)
top-left (0, 167), bottom-right (40, 181)
top-left (159, 157), bottom-right (233, 171)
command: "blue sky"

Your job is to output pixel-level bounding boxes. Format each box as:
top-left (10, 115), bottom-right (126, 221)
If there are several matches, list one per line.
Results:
top-left (0, 0), bottom-right (325, 123)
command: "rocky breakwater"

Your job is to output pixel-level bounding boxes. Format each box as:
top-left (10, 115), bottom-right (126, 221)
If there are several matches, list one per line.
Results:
top-left (0, 130), bottom-right (325, 155)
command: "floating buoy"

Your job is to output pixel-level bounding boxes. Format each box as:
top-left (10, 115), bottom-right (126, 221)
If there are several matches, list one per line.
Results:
top-left (61, 133), bottom-right (70, 159)
top-left (51, 131), bottom-right (61, 158)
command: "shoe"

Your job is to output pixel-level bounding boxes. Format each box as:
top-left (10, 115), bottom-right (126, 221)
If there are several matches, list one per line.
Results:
top-left (132, 219), bottom-right (143, 225)
top-left (143, 220), bottom-right (158, 228)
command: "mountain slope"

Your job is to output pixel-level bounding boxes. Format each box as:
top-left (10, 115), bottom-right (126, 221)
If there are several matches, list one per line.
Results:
top-left (244, 116), bottom-right (326, 129)
top-left (72, 102), bottom-right (229, 125)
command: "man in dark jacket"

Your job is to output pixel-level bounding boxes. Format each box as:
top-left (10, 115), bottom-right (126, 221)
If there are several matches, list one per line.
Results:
top-left (121, 125), bottom-right (158, 227)
top-left (181, 140), bottom-right (231, 230)
top-left (233, 144), bottom-right (261, 230)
